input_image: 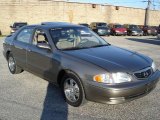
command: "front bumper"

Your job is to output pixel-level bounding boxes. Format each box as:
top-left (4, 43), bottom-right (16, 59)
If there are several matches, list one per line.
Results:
top-left (132, 32), bottom-right (143, 36)
top-left (97, 31), bottom-right (110, 36)
top-left (116, 32), bottom-right (127, 35)
top-left (84, 70), bottom-right (160, 104)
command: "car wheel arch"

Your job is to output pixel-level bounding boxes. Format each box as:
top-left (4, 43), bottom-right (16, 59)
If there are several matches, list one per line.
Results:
top-left (6, 51), bottom-right (11, 60)
top-left (57, 69), bottom-right (86, 92)
top-left (57, 69), bottom-right (87, 106)
top-left (57, 69), bottom-right (81, 84)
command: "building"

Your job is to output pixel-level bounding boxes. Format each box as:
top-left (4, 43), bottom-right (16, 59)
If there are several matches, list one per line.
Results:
top-left (0, 0), bottom-right (160, 34)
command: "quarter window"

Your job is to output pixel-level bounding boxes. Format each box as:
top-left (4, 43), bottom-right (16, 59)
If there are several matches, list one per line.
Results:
top-left (16, 28), bottom-right (33, 43)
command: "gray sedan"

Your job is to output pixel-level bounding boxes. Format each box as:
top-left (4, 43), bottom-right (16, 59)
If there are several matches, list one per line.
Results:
top-left (3, 22), bottom-right (160, 107)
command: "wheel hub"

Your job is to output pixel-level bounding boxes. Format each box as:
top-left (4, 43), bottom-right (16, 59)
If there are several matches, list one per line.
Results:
top-left (8, 57), bottom-right (15, 72)
top-left (64, 78), bottom-right (80, 103)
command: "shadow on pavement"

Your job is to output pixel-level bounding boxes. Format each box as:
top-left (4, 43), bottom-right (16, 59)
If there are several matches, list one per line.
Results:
top-left (126, 37), bottom-right (160, 46)
top-left (41, 83), bottom-right (68, 120)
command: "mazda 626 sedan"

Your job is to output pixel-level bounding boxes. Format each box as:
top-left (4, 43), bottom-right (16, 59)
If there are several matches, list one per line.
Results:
top-left (3, 22), bottom-right (160, 107)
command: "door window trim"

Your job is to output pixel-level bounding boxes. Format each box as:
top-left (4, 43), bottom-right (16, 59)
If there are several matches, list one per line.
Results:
top-left (32, 28), bottom-right (51, 46)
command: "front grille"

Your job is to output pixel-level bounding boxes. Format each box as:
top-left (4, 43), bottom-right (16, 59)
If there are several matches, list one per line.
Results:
top-left (134, 68), bottom-right (152, 79)
top-left (98, 29), bottom-right (106, 32)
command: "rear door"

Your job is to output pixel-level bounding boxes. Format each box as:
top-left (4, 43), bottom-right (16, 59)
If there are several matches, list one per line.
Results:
top-left (11, 28), bottom-right (34, 68)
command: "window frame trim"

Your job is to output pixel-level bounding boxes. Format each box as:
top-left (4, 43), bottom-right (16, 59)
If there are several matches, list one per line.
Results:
top-left (14, 27), bottom-right (35, 44)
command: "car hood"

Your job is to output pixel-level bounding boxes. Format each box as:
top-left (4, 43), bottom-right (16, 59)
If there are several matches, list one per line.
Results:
top-left (63, 46), bottom-right (152, 73)
top-left (115, 28), bottom-right (126, 32)
top-left (131, 28), bottom-right (142, 32)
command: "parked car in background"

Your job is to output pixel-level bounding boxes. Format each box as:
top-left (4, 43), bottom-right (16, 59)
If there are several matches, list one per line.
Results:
top-left (138, 25), bottom-right (144, 30)
top-left (79, 23), bottom-right (90, 28)
top-left (10, 22), bottom-right (28, 34)
top-left (3, 22), bottom-right (160, 107)
top-left (109, 24), bottom-right (127, 36)
top-left (124, 24), bottom-right (143, 36)
top-left (142, 26), bottom-right (158, 36)
top-left (157, 25), bottom-right (160, 34)
top-left (90, 22), bottom-right (110, 36)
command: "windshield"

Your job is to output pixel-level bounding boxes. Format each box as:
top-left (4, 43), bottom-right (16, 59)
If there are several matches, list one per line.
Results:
top-left (50, 27), bottom-right (109, 50)
top-left (97, 23), bottom-right (107, 27)
top-left (115, 25), bottom-right (123, 28)
top-left (129, 25), bottom-right (139, 29)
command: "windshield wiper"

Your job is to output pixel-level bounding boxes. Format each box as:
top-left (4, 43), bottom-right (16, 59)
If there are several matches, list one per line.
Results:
top-left (61, 44), bottom-right (111, 51)
top-left (92, 44), bottom-right (110, 48)
top-left (61, 47), bottom-right (81, 51)
top-left (61, 46), bottom-right (88, 51)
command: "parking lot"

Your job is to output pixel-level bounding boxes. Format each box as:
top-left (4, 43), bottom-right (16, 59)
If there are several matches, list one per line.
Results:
top-left (0, 36), bottom-right (160, 120)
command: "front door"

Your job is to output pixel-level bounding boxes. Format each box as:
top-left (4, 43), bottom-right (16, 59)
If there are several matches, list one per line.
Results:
top-left (27, 29), bottom-right (55, 82)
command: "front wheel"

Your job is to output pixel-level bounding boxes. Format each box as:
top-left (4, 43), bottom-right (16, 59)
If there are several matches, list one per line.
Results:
top-left (61, 72), bottom-right (86, 107)
top-left (113, 32), bottom-right (116, 36)
top-left (8, 53), bottom-right (23, 74)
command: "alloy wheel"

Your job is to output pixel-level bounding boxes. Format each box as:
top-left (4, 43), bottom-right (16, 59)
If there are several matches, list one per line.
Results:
top-left (64, 78), bottom-right (80, 103)
top-left (8, 56), bottom-right (15, 72)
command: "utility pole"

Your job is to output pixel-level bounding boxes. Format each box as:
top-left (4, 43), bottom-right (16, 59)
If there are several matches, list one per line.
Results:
top-left (144, 0), bottom-right (151, 26)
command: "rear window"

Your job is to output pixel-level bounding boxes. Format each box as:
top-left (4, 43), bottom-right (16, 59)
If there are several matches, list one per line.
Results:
top-left (13, 23), bottom-right (27, 28)
top-left (115, 25), bottom-right (123, 28)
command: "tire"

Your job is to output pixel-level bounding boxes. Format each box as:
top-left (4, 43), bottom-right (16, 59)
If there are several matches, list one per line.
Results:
top-left (61, 72), bottom-right (86, 107)
top-left (127, 32), bottom-right (131, 36)
top-left (8, 53), bottom-right (23, 74)
top-left (129, 32), bottom-right (132, 36)
top-left (113, 32), bottom-right (116, 36)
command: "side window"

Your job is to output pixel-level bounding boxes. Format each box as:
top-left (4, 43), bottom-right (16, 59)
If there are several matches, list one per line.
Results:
top-left (16, 28), bottom-right (33, 43)
top-left (33, 29), bottom-right (49, 45)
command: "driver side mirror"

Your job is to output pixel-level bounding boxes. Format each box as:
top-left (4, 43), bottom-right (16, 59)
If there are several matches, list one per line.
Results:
top-left (37, 43), bottom-right (51, 50)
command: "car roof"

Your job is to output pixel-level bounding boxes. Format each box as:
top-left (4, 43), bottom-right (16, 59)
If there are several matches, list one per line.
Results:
top-left (91, 22), bottom-right (106, 24)
top-left (26, 22), bottom-right (84, 29)
top-left (79, 23), bottom-right (88, 25)
top-left (14, 22), bottom-right (27, 24)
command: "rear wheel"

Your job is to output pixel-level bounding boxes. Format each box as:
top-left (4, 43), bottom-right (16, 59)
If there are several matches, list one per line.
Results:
top-left (61, 72), bottom-right (86, 107)
top-left (8, 53), bottom-right (23, 74)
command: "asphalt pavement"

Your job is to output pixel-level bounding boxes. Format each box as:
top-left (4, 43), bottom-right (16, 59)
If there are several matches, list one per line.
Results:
top-left (0, 36), bottom-right (160, 120)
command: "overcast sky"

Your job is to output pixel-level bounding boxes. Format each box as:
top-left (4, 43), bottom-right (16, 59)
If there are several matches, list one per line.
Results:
top-left (68, 0), bottom-right (160, 10)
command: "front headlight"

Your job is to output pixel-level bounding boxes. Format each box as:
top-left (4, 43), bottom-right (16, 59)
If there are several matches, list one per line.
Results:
top-left (11, 30), bottom-right (15, 33)
top-left (93, 72), bottom-right (132, 84)
top-left (98, 29), bottom-right (103, 32)
top-left (151, 62), bottom-right (157, 72)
